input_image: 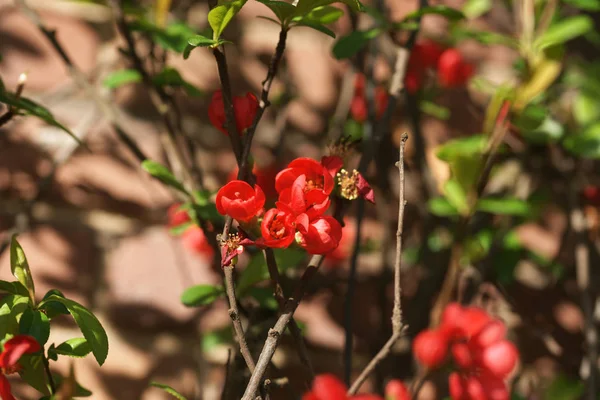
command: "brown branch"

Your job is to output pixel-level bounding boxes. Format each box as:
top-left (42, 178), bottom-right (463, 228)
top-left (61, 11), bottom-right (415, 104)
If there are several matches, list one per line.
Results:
top-left (224, 265), bottom-right (256, 372)
top-left (264, 249), bottom-right (315, 378)
top-left (241, 255), bottom-right (324, 400)
top-left (347, 133), bottom-right (408, 396)
top-left (213, 27), bottom-right (289, 381)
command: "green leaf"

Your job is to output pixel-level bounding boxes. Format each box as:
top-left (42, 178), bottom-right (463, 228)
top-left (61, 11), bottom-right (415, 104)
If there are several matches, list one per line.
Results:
top-left (247, 287), bottom-right (279, 310)
top-left (534, 16), bottom-right (593, 50)
top-left (420, 100), bottom-right (450, 120)
top-left (0, 280), bottom-right (28, 296)
top-left (444, 179), bottom-right (470, 215)
top-left (208, 0), bottom-right (248, 40)
top-left (237, 248), bottom-right (305, 294)
top-left (462, 0), bottom-right (492, 18)
top-left (257, 0), bottom-right (297, 24)
top-left (332, 28), bottom-right (381, 59)
top-left (295, 0), bottom-right (363, 16)
top-left (150, 382), bottom-right (188, 400)
top-left (10, 236), bottom-right (35, 305)
top-left (0, 90), bottom-right (83, 146)
top-left (436, 135), bottom-right (487, 162)
top-left (563, 0), bottom-right (600, 11)
top-left (18, 353), bottom-right (50, 395)
top-left (563, 122), bottom-right (600, 159)
top-left (514, 104), bottom-right (563, 144)
top-left (38, 295), bottom-right (109, 365)
top-left (169, 221), bottom-right (193, 236)
top-left (183, 35), bottom-right (218, 59)
top-left (294, 5), bottom-right (344, 24)
top-left (103, 69), bottom-right (142, 89)
top-left (181, 285), bottom-right (224, 307)
top-left (573, 91), bottom-right (600, 126)
top-left (428, 197), bottom-right (460, 217)
top-left (41, 289), bottom-right (69, 319)
top-left (50, 338), bottom-right (92, 359)
top-left (0, 295), bottom-right (30, 339)
top-left (19, 308), bottom-right (50, 345)
top-left (296, 21), bottom-right (337, 37)
top-left (142, 160), bottom-right (189, 195)
top-left (402, 5), bottom-right (465, 21)
top-left (129, 20), bottom-right (198, 53)
top-left (152, 67), bottom-right (203, 97)
top-left (476, 198), bottom-right (532, 216)
top-left (544, 374), bottom-right (584, 400)
top-left (451, 26), bottom-right (517, 47)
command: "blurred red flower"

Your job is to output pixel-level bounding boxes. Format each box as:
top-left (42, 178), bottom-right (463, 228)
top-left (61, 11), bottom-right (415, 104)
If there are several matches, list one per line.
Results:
top-left (0, 335), bottom-right (41, 400)
top-left (297, 216), bottom-right (343, 255)
top-left (181, 226), bottom-right (214, 258)
top-left (385, 379), bottom-right (411, 400)
top-left (208, 90), bottom-right (259, 135)
top-left (437, 49), bottom-right (475, 88)
top-left (303, 374), bottom-right (384, 400)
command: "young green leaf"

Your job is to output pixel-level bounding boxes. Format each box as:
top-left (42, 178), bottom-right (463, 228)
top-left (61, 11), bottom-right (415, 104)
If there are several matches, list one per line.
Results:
top-left (402, 5), bottom-right (465, 21)
top-left (0, 280), bottom-right (28, 296)
top-left (0, 91), bottom-right (83, 146)
top-left (332, 28), bottom-right (381, 60)
top-left (152, 67), bottom-right (203, 96)
top-left (10, 236), bottom-right (35, 305)
top-left (129, 20), bottom-right (198, 53)
top-left (428, 197), bottom-right (460, 217)
top-left (142, 160), bottom-right (189, 195)
top-left (563, 0), bottom-right (600, 11)
top-left (534, 16), bottom-right (593, 50)
top-left (444, 179), bottom-right (470, 215)
top-left (50, 338), bottom-right (92, 359)
top-left (476, 198), bottom-right (533, 216)
top-left (257, 0), bottom-right (297, 25)
top-left (19, 308), bottom-right (50, 345)
top-left (295, 0), bottom-right (363, 17)
top-left (103, 69), bottom-right (142, 89)
top-left (294, 5), bottom-right (344, 25)
top-left (563, 122), bottom-right (600, 159)
top-left (38, 295), bottom-right (109, 366)
top-left (183, 35), bottom-right (218, 59)
top-left (181, 285), bottom-right (224, 307)
top-left (295, 21), bottom-right (337, 38)
top-left (436, 135), bottom-right (487, 162)
top-left (462, 0), bottom-right (492, 19)
top-left (208, 0), bottom-right (248, 40)
top-left (0, 295), bottom-right (30, 339)
top-left (150, 382), bottom-right (188, 400)
top-left (40, 289), bottom-right (70, 319)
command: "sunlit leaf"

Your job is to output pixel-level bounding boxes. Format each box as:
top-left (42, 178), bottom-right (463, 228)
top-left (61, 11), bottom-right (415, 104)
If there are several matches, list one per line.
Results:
top-left (257, 0), bottom-right (296, 24)
top-left (142, 160), bottom-right (189, 195)
top-left (10, 236), bottom-right (35, 305)
top-left (209, 0), bottom-right (248, 40)
top-left (476, 197), bottom-right (533, 216)
top-left (103, 69), bottom-right (142, 89)
top-left (19, 308), bottom-right (50, 345)
top-left (462, 0), bottom-right (492, 18)
top-left (534, 16), bottom-right (593, 50)
top-left (563, 122), bottom-right (600, 159)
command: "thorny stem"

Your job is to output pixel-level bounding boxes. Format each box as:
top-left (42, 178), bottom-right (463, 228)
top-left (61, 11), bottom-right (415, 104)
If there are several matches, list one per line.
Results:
top-left (347, 133), bottom-right (408, 396)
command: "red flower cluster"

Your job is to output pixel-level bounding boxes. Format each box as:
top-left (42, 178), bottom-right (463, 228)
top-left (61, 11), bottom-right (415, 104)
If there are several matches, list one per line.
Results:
top-left (405, 40), bottom-right (474, 93)
top-left (167, 204), bottom-right (214, 258)
top-left (350, 74), bottom-right (389, 123)
top-left (0, 335), bottom-right (41, 400)
top-left (303, 375), bottom-right (410, 400)
top-left (260, 157), bottom-right (343, 254)
top-left (208, 90), bottom-right (259, 135)
top-left (413, 303), bottom-right (519, 400)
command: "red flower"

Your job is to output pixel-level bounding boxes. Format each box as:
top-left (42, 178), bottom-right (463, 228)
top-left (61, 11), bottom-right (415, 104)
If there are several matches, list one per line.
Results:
top-left (437, 49), bottom-right (474, 88)
top-left (321, 155), bottom-right (344, 178)
top-left (182, 226), bottom-right (214, 258)
top-left (168, 203), bottom-right (191, 228)
top-left (228, 163), bottom-right (279, 200)
top-left (413, 329), bottom-right (448, 368)
top-left (297, 216), bottom-right (343, 255)
top-left (208, 90), bottom-right (259, 135)
top-left (385, 380), bottom-right (411, 400)
top-left (276, 158), bottom-right (334, 218)
top-left (413, 303), bottom-right (519, 400)
top-left (405, 40), bottom-right (444, 93)
top-left (326, 219), bottom-right (355, 266)
top-left (583, 185), bottom-right (600, 206)
top-left (0, 335), bottom-right (41, 400)
top-left (260, 207), bottom-right (297, 248)
top-left (303, 374), bottom-right (384, 400)
top-left (216, 180), bottom-right (265, 222)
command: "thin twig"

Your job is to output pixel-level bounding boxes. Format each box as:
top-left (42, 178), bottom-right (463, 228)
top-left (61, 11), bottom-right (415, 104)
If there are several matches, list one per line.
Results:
top-left (42, 353), bottom-right (57, 394)
top-left (264, 249), bottom-right (315, 378)
top-left (240, 256), bottom-right (324, 400)
top-left (347, 133), bottom-right (408, 395)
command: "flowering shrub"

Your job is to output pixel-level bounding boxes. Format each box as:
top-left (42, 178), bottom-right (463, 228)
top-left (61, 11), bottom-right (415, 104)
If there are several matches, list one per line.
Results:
top-left (414, 303), bottom-right (519, 400)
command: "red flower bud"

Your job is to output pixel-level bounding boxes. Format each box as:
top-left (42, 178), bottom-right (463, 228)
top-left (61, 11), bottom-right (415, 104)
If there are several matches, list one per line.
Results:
top-left (216, 180), bottom-right (265, 222)
top-left (385, 379), bottom-right (411, 400)
top-left (297, 216), bottom-right (343, 255)
top-left (260, 207), bottom-right (297, 248)
top-left (413, 329), bottom-right (448, 368)
top-left (437, 49), bottom-right (474, 88)
top-left (208, 90), bottom-right (259, 135)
